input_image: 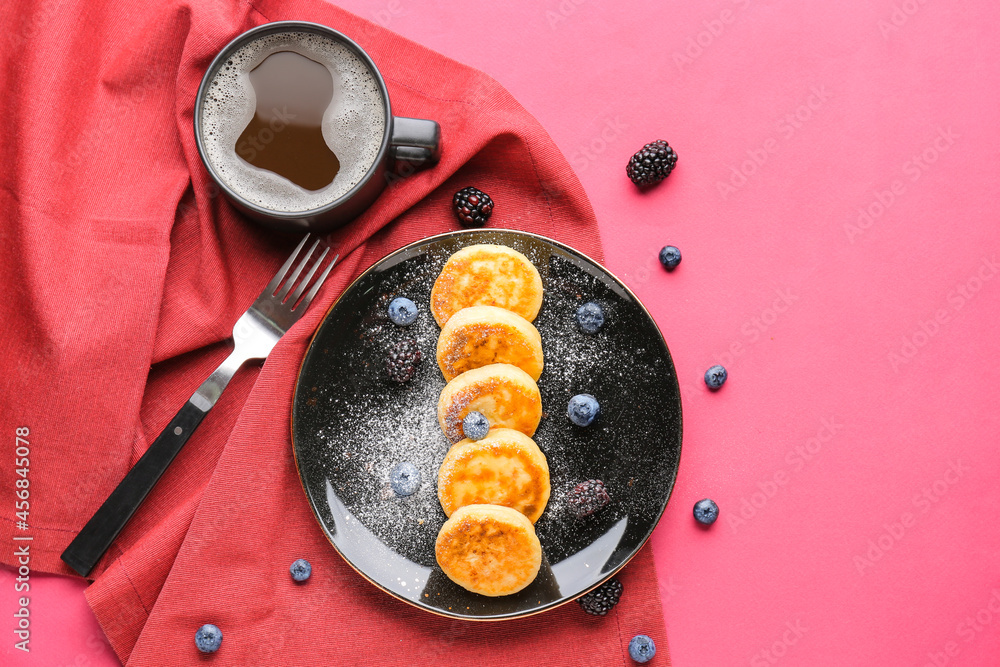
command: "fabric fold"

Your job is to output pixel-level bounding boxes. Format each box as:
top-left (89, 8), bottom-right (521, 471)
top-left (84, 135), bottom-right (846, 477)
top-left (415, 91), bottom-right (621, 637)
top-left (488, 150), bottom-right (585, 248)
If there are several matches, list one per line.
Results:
top-left (1, 0), bottom-right (670, 663)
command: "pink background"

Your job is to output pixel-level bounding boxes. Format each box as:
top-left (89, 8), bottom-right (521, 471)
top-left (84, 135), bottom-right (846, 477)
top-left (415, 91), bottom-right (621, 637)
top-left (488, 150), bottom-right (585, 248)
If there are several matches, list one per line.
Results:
top-left (4, 0), bottom-right (999, 665)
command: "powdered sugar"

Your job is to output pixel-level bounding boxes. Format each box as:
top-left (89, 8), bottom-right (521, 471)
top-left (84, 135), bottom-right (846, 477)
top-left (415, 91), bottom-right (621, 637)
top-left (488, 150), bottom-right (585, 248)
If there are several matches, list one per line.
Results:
top-left (293, 230), bottom-right (681, 616)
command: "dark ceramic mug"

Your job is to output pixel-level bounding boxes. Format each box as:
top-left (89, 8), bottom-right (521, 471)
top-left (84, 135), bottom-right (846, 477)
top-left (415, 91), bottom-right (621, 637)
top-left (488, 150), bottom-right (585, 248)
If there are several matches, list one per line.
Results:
top-left (194, 21), bottom-right (440, 233)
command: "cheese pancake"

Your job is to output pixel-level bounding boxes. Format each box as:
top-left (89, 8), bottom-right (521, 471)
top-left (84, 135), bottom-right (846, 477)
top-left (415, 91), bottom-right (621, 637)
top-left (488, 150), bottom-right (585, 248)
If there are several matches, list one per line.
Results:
top-left (431, 244), bottom-right (543, 326)
top-left (437, 428), bottom-right (550, 524)
top-left (437, 364), bottom-right (542, 443)
top-left (435, 504), bottom-right (542, 596)
top-left (436, 306), bottom-right (544, 382)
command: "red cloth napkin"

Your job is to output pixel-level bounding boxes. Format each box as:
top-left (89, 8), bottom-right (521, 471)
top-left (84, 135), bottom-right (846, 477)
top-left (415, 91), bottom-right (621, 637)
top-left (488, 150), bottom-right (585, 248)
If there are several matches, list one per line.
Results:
top-left (0, 0), bottom-right (671, 663)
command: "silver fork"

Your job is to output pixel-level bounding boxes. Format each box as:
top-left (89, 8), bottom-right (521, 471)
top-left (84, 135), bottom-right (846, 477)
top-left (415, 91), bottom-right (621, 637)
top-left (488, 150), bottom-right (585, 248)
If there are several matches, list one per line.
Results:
top-left (61, 234), bottom-right (338, 577)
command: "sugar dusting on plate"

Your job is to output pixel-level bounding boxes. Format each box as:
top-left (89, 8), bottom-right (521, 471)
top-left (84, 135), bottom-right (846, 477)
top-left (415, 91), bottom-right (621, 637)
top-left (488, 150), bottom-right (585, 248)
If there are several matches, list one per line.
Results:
top-left (294, 231), bottom-right (681, 614)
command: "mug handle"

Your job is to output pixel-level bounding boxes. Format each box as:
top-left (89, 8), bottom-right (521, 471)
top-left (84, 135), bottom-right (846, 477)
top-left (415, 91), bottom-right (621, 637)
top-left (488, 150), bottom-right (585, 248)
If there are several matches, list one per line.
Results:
top-left (391, 117), bottom-right (441, 168)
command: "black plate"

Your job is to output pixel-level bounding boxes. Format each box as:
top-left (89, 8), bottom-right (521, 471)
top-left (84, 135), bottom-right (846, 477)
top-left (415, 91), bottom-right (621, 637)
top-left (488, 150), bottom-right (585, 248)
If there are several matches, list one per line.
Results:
top-left (292, 229), bottom-right (682, 620)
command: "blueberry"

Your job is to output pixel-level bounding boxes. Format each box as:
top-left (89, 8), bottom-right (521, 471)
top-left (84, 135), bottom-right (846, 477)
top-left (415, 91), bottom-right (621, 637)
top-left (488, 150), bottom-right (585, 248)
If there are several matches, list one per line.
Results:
top-left (628, 635), bottom-right (656, 663)
top-left (575, 302), bottom-right (605, 334)
top-left (704, 364), bottom-right (728, 390)
top-left (289, 558), bottom-right (312, 582)
top-left (388, 297), bottom-right (418, 326)
top-left (658, 245), bottom-right (681, 270)
top-left (567, 394), bottom-right (600, 427)
top-left (462, 411), bottom-right (490, 440)
top-left (389, 462), bottom-right (421, 496)
top-left (195, 624), bottom-right (223, 653)
top-left (693, 498), bottom-right (719, 525)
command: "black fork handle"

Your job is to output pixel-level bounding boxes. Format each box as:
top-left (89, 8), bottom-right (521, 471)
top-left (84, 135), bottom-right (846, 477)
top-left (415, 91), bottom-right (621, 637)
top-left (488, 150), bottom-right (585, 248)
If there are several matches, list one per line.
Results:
top-left (60, 400), bottom-right (208, 577)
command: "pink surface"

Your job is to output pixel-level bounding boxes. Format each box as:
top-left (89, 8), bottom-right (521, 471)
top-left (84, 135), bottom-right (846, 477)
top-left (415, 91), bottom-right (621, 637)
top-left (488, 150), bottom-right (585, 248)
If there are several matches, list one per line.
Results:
top-left (8, 1), bottom-right (999, 665)
top-left (0, 569), bottom-right (115, 665)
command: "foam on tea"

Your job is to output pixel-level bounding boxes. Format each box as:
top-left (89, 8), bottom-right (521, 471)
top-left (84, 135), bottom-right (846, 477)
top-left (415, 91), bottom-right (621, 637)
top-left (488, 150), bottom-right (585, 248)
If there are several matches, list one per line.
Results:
top-left (200, 31), bottom-right (386, 213)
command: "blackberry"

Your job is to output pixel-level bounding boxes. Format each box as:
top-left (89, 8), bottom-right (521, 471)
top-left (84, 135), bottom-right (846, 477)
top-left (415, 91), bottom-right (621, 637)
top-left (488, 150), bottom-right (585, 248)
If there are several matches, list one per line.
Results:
top-left (627, 140), bottom-right (678, 187)
top-left (568, 479), bottom-right (611, 518)
top-left (577, 577), bottom-right (624, 616)
top-left (452, 187), bottom-right (494, 227)
top-left (387, 339), bottom-right (422, 383)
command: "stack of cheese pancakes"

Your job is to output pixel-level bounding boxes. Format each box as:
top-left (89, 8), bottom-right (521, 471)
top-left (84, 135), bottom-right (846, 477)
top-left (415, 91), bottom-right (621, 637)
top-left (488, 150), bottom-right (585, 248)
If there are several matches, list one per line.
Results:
top-left (431, 244), bottom-right (550, 597)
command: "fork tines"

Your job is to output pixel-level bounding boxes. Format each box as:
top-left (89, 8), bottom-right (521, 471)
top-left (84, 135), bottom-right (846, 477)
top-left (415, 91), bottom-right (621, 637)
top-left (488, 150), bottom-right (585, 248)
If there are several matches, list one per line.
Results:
top-left (268, 234), bottom-right (339, 312)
